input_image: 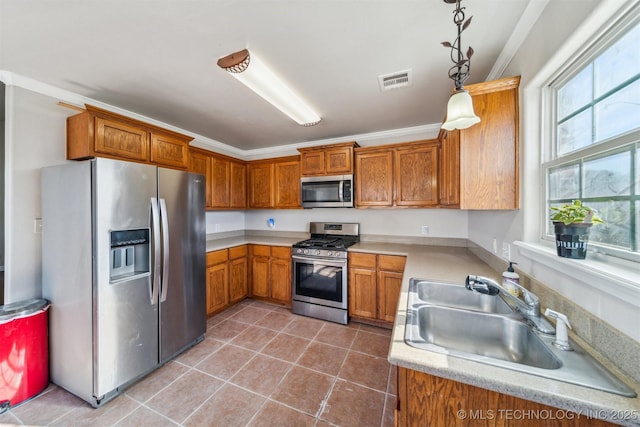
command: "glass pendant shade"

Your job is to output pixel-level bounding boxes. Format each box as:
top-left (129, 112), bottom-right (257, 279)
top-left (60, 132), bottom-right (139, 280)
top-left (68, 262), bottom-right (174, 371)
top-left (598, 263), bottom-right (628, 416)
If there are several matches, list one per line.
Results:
top-left (441, 90), bottom-right (480, 131)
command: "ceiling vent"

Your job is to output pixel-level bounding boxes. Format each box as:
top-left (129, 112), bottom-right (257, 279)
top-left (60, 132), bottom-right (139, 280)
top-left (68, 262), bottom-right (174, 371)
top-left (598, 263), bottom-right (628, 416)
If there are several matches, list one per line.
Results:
top-left (378, 69), bottom-right (412, 91)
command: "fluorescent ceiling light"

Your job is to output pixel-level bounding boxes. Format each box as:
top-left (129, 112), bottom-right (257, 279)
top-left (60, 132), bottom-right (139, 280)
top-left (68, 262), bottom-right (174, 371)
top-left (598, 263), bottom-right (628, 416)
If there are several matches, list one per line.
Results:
top-left (217, 49), bottom-right (322, 127)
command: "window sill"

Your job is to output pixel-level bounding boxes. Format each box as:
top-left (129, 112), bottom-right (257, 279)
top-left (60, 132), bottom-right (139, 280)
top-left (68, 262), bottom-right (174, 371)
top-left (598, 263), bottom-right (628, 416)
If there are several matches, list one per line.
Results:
top-left (513, 241), bottom-right (640, 305)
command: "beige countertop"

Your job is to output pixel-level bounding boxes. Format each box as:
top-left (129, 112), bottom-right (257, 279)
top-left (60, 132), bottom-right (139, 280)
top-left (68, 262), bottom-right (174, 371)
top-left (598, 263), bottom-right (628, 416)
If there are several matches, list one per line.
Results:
top-left (206, 237), bottom-right (639, 425)
top-left (349, 242), bottom-right (640, 426)
top-left (206, 235), bottom-right (300, 252)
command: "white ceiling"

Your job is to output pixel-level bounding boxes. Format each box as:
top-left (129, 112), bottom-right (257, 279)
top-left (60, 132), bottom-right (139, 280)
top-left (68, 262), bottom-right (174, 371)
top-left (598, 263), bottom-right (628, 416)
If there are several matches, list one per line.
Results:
top-left (0, 0), bottom-right (537, 151)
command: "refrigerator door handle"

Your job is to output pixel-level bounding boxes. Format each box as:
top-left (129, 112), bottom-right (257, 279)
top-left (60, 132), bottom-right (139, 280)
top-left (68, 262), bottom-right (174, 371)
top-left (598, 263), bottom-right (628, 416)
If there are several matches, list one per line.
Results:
top-left (150, 197), bottom-right (161, 305)
top-left (159, 198), bottom-right (170, 303)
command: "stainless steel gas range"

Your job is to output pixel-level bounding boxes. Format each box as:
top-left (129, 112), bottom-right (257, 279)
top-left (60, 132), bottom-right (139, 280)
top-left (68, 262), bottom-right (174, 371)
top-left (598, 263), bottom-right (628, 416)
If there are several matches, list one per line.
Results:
top-left (291, 222), bottom-right (360, 324)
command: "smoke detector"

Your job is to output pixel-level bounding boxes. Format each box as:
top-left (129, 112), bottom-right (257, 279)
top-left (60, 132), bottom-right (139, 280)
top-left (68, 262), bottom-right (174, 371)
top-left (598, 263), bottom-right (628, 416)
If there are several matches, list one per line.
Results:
top-left (378, 69), bottom-right (412, 91)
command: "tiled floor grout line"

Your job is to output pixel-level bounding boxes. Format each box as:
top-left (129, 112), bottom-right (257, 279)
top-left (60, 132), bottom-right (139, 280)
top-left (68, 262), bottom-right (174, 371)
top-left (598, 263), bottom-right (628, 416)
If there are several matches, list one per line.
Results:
top-left (314, 325), bottom-right (358, 423)
top-left (2, 301), bottom-right (394, 426)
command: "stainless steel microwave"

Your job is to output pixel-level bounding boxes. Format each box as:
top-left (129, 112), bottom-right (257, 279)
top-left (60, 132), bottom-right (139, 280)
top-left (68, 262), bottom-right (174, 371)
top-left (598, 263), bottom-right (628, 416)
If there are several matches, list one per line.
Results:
top-left (301, 175), bottom-right (353, 208)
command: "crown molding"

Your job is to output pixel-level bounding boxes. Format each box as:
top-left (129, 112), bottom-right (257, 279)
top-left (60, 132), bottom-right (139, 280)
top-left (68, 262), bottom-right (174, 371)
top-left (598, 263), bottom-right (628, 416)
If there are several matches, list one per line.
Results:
top-left (486, 0), bottom-right (550, 81)
top-left (242, 123), bottom-right (442, 160)
top-left (1, 70), bottom-right (441, 160)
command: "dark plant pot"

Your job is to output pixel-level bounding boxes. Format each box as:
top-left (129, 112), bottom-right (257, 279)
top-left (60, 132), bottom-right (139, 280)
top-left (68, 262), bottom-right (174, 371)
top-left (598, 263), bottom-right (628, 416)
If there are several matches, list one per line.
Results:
top-left (553, 222), bottom-right (592, 259)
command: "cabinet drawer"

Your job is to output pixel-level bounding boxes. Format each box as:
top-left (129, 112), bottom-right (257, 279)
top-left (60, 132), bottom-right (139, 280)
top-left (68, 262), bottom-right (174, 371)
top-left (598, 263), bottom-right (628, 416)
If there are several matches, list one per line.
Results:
top-left (349, 252), bottom-right (377, 269)
top-left (206, 249), bottom-right (228, 266)
top-left (271, 246), bottom-right (291, 259)
top-left (378, 255), bottom-right (406, 272)
top-left (229, 245), bottom-right (248, 259)
top-left (251, 245), bottom-right (271, 257)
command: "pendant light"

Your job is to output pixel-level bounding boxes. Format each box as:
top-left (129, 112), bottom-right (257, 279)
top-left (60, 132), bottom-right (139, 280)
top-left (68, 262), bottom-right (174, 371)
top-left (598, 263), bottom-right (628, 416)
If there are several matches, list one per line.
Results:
top-left (441, 0), bottom-right (480, 131)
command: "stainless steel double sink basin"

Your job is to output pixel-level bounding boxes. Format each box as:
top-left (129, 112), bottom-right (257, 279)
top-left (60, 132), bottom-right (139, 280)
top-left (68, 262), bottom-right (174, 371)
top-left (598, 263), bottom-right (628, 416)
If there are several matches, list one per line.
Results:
top-left (404, 278), bottom-right (636, 397)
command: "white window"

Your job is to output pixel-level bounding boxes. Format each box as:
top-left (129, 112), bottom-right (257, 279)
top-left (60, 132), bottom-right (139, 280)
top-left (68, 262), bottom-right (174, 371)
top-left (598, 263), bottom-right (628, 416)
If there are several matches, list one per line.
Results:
top-left (544, 17), bottom-right (640, 262)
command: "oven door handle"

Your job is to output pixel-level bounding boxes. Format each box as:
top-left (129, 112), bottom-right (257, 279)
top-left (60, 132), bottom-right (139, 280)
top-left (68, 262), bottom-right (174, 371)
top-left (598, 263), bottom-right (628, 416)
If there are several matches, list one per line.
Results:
top-left (292, 255), bottom-right (347, 267)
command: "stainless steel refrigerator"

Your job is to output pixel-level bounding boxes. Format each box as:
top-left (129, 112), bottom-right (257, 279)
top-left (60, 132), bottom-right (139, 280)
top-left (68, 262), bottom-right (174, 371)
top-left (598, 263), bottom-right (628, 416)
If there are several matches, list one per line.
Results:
top-left (42, 158), bottom-right (206, 407)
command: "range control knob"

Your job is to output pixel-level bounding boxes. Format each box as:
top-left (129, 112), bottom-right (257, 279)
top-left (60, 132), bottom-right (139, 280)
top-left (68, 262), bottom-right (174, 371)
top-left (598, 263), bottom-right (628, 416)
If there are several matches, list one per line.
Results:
top-left (327, 251), bottom-right (333, 257)
top-left (315, 250), bottom-right (321, 256)
top-left (303, 249), bottom-right (309, 255)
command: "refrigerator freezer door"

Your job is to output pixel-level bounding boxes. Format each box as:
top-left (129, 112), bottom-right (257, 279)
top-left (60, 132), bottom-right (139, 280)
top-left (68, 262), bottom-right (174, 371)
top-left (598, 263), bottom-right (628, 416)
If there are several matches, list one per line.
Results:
top-left (158, 168), bottom-right (206, 362)
top-left (93, 159), bottom-right (159, 399)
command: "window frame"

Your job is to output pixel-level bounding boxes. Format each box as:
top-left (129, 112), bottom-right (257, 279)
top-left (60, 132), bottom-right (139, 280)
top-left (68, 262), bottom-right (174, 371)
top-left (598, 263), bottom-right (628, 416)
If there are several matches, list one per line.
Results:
top-left (541, 11), bottom-right (640, 264)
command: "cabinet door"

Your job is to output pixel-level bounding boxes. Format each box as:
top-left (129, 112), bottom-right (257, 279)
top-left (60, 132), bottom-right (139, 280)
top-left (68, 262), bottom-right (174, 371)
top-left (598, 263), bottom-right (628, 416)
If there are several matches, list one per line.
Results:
top-left (94, 116), bottom-right (149, 162)
top-left (300, 150), bottom-right (326, 176)
top-left (378, 270), bottom-right (403, 323)
top-left (458, 77), bottom-right (519, 209)
top-left (229, 256), bottom-right (248, 304)
top-left (150, 131), bottom-right (189, 169)
top-left (247, 163), bottom-right (274, 208)
top-left (271, 257), bottom-right (292, 304)
top-left (206, 262), bottom-right (228, 315)
top-left (230, 161), bottom-right (247, 209)
top-left (251, 246), bottom-right (270, 298)
top-left (395, 144), bottom-right (439, 206)
top-left (189, 150), bottom-right (212, 208)
top-left (355, 150), bottom-right (394, 207)
top-left (274, 160), bottom-right (301, 208)
top-left (325, 146), bottom-right (353, 175)
top-left (348, 268), bottom-right (377, 319)
top-left (439, 130), bottom-right (460, 206)
top-left (211, 156), bottom-right (231, 208)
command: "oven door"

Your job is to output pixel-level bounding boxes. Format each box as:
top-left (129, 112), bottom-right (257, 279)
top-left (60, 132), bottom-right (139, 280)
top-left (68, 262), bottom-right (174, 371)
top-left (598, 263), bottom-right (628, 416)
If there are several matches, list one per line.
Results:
top-left (292, 255), bottom-right (347, 309)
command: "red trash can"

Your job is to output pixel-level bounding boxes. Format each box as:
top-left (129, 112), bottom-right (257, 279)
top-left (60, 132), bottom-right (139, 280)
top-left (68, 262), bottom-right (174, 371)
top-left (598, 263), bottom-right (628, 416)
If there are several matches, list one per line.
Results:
top-left (0, 298), bottom-right (50, 408)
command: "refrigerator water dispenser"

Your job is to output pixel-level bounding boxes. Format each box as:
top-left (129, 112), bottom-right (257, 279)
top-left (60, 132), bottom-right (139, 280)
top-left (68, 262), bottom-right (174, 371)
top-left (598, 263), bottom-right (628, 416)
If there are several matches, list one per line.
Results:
top-left (109, 229), bottom-right (150, 282)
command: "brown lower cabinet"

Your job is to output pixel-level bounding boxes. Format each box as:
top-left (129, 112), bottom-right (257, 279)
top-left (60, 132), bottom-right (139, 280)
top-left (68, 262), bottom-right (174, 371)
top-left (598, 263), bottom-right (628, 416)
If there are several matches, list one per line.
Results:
top-left (348, 252), bottom-right (406, 325)
top-left (396, 368), bottom-right (616, 427)
top-left (249, 245), bottom-right (292, 306)
top-left (206, 245), bottom-right (248, 316)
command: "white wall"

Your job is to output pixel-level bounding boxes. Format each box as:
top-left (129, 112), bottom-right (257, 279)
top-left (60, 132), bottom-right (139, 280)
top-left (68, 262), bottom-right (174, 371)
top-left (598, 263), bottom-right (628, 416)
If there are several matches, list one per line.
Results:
top-left (5, 86), bottom-right (72, 302)
top-left (205, 210), bottom-right (246, 233)
top-left (245, 208), bottom-right (468, 238)
top-left (468, 0), bottom-right (640, 342)
top-left (468, 0), bottom-right (601, 258)
top-left (206, 208), bottom-right (469, 238)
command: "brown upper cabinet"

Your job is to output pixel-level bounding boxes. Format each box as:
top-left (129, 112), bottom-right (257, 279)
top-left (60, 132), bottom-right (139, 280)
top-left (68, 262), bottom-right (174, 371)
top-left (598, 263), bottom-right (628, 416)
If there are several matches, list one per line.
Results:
top-left (354, 140), bottom-right (439, 208)
top-left (67, 105), bottom-right (192, 169)
top-left (298, 142), bottom-right (359, 176)
top-left (439, 76), bottom-right (520, 210)
top-left (188, 148), bottom-right (213, 208)
top-left (189, 147), bottom-right (246, 210)
top-left (247, 156), bottom-right (301, 209)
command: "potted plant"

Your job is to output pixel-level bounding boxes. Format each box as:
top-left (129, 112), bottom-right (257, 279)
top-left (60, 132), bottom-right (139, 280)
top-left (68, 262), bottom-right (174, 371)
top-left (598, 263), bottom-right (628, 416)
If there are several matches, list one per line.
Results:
top-left (550, 200), bottom-right (605, 259)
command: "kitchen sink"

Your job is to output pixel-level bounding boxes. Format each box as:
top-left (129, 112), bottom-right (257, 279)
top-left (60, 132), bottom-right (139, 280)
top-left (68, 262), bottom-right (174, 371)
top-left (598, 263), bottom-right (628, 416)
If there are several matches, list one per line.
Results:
top-left (412, 305), bottom-right (561, 369)
top-left (409, 278), bottom-right (512, 314)
top-left (405, 278), bottom-right (637, 397)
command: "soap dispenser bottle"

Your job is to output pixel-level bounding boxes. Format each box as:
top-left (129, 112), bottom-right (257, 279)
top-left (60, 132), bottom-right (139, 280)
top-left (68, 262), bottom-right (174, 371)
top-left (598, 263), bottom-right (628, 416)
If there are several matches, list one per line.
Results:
top-left (502, 261), bottom-right (520, 297)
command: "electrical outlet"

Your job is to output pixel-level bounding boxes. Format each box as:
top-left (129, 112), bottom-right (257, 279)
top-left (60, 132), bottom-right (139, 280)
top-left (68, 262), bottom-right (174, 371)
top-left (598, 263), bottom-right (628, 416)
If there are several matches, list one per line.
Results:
top-left (214, 223), bottom-right (221, 232)
top-left (492, 238), bottom-right (498, 254)
top-left (502, 242), bottom-right (511, 260)
top-left (34, 218), bottom-right (42, 234)
top-left (421, 225), bottom-right (429, 235)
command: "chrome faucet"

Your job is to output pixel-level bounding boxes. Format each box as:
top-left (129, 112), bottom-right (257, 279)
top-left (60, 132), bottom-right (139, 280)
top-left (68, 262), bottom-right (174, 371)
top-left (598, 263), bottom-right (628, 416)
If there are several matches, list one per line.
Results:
top-left (465, 275), bottom-right (555, 334)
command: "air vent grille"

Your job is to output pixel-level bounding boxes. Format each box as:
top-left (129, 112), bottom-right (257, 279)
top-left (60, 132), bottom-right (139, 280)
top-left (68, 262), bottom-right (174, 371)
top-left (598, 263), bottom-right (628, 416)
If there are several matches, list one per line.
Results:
top-left (378, 69), bottom-right (412, 91)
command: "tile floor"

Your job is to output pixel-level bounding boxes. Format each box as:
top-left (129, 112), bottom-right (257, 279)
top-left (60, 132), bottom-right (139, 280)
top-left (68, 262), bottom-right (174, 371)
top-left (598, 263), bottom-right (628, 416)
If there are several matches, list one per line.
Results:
top-left (0, 299), bottom-right (397, 426)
